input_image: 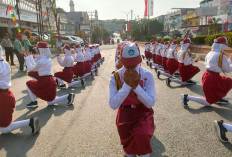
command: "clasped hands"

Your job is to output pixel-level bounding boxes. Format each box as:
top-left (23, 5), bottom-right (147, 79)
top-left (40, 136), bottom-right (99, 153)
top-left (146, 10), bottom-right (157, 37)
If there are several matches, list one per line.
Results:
top-left (124, 69), bottom-right (141, 89)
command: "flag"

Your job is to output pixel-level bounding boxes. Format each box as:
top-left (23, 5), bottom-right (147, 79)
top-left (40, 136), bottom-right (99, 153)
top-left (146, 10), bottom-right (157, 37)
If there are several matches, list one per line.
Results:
top-left (122, 29), bottom-right (124, 35)
top-left (144, 0), bottom-right (148, 17)
top-left (127, 24), bottom-right (130, 31)
top-left (6, 6), bottom-right (9, 16)
top-left (149, 0), bottom-right (154, 16)
top-left (126, 24), bottom-right (128, 31)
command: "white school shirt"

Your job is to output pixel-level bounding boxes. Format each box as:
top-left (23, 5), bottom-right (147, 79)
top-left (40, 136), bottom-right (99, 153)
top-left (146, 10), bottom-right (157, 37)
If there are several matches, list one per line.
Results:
top-left (90, 49), bottom-right (95, 58)
top-left (167, 45), bottom-right (178, 60)
top-left (57, 55), bottom-right (74, 67)
top-left (73, 48), bottom-right (85, 62)
top-left (156, 44), bottom-right (163, 56)
top-left (0, 61), bottom-right (11, 89)
top-left (177, 43), bottom-right (195, 66)
top-left (151, 44), bottom-right (156, 54)
top-left (145, 44), bottom-right (150, 51)
top-left (109, 65), bottom-right (155, 110)
top-left (85, 48), bottom-right (92, 61)
top-left (205, 44), bottom-right (232, 73)
top-left (161, 46), bottom-right (169, 57)
top-left (97, 47), bottom-right (100, 54)
top-left (25, 54), bottom-right (52, 76)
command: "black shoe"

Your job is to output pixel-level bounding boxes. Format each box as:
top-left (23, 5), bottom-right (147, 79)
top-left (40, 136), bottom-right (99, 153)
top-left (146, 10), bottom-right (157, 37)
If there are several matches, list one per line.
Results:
top-left (157, 71), bottom-right (161, 79)
top-left (174, 73), bottom-right (180, 76)
top-left (214, 120), bottom-right (228, 142)
top-left (67, 93), bottom-right (75, 106)
top-left (59, 84), bottom-right (66, 89)
top-left (217, 99), bottom-right (229, 105)
top-left (142, 55), bottom-right (145, 60)
top-left (146, 60), bottom-right (149, 66)
top-left (102, 57), bottom-right (105, 61)
top-left (181, 94), bottom-right (189, 107)
top-left (73, 76), bottom-right (79, 81)
top-left (155, 67), bottom-right (158, 73)
top-left (149, 62), bottom-right (153, 69)
top-left (187, 80), bottom-right (196, 85)
top-left (29, 117), bottom-right (40, 134)
top-left (166, 78), bottom-right (171, 87)
top-left (81, 79), bottom-right (86, 87)
top-left (91, 72), bottom-right (95, 79)
top-left (55, 79), bottom-right (59, 86)
top-left (27, 101), bottom-right (38, 108)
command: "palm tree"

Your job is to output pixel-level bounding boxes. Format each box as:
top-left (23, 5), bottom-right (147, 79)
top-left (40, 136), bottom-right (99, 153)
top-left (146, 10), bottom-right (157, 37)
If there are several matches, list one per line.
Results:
top-left (208, 17), bottom-right (222, 34)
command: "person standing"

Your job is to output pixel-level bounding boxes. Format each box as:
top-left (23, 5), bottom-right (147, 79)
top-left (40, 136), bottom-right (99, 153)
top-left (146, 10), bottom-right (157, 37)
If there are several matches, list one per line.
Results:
top-left (109, 42), bottom-right (155, 157)
top-left (14, 34), bottom-right (25, 71)
top-left (22, 36), bottom-right (36, 54)
top-left (56, 37), bottom-right (63, 54)
top-left (1, 33), bottom-right (14, 65)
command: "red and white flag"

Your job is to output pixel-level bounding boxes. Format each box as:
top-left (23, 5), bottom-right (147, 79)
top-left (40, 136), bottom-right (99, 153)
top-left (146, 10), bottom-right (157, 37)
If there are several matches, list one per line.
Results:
top-left (144, 0), bottom-right (153, 17)
top-left (144, 0), bottom-right (148, 17)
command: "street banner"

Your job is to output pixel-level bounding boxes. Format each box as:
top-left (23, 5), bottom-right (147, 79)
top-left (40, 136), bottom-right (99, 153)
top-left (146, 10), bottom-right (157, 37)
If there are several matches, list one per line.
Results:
top-left (144, 0), bottom-right (148, 17)
top-left (126, 24), bottom-right (128, 31)
top-left (127, 24), bottom-right (130, 31)
top-left (6, 6), bottom-right (21, 33)
top-left (148, 0), bottom-right (153, 16)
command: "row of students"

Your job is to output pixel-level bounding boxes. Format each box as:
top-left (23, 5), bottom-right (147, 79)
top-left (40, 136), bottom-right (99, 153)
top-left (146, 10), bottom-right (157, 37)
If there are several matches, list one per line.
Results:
top-left (144, 37), bottom-right (232, 143)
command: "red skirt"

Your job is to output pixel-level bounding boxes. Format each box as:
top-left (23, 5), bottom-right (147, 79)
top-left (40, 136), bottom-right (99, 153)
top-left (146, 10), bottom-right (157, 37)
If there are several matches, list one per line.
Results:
top-left (0, 89), bottom-right (16, 127)
top-left (84, 61), bottom-right (92, 74)
top-left (99, 53), bottom-right (102, 60)
top-left (167, 58), bottom-right (179, 75)
top-left (94, 54), bottom-right (98, 62)
top-left (73, 62), bottom-right (85, 77)
top-left (91, 58), bottom-right (94, 65)
top-left (178, 63), bottom-right (200, 82)
top-left (116, 105), bottom-right (154, 155)
top-left (156, 55), bottom-right (162, 65)
top-left (152, 54), bottom-right (157, 63)
top-left (54, 67), bottom-right (74, 83)
top-left (162, 57), bottom-right (168, 71)
top-left (26, 75), bottom-right (57, 102)
top-left (145, 51), bottom-right (152, 59)
top-left (202, 71), bottom-right (232, 104)
top-left (28, 71), bottom-right (39, 78)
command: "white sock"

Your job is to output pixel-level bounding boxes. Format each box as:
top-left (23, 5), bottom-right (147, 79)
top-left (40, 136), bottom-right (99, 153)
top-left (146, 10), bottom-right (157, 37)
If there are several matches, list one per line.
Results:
top-left (27, 86), bottom-right (37, 102)
top-left (141, 154), bottom-right (150, 157)
top-left (160, 71), bottom-right (172, 78)
top-left (187, 96), bottom-right (211, 106)
top-left (170, 78), bottom-right (187, 85)
top-left (47, 94), bottom-right (69, 105)
top-left (0, 119), bottom-right (30, 134)
top-left (125, 154), bottom-right (136, 157)
top-left (81, 72), bottom-right (91, 79)
top-left (157, 67), bottom-right (164, 71)
top-left (223, 123), bottom-right (232, 132)
top-left (57, 78), bottom-right (65, 85)
top-left (152, 63), bottom-right (158, 67)
top-left (68, 80), bottom-right (82, 87)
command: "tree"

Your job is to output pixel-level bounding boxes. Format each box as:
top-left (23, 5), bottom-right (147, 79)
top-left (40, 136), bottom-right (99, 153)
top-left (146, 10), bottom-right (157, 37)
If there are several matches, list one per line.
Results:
top-left (208, 17), bottom-right (222, 34)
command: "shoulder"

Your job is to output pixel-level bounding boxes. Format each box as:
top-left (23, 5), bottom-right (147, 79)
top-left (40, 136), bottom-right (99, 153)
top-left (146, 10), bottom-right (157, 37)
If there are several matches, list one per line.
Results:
top-left (140, 67), bottom-right (153, 77)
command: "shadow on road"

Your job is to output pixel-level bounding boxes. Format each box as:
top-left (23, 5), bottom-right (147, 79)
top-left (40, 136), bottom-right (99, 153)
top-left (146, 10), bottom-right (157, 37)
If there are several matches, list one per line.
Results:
top-left (151, 135), bottom-right (167, 157)
top-left (186, 105), bottom-right (232, 122)
top-left (0, 105), bottom-right (74, 157)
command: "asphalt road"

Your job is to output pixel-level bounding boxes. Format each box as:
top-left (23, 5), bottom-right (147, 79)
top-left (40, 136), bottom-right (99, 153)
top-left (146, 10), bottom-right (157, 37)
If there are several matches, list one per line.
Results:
top-left (0, 44), bottom-right (232, 157)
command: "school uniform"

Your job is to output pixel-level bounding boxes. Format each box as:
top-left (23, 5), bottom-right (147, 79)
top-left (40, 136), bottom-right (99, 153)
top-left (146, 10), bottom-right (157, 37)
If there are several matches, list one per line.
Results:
top-left (177, 42), bottom-right (200, 82)
top-left (156, 42), bottom-right (164, 66)
top-left (166, 42), bottom-right (179, 75)
top-left (109, 42), bottom-right (155, 156)
top-left (25, 42), bottom-right (75, 107)
top-left (151, 42), bottom-right (157, 64)
top-left (161, 43), bottom-right (169, 71)
top-left (0, 45), bottom-right (40, 134)
top-left (84, 46), bottom-right (92, 74)
top-left (144, 42), bottom-right (152, 59)
top-left (72, 45), bottom-right (85, 77)
top-left (54, 45), bottom-right (74, 84)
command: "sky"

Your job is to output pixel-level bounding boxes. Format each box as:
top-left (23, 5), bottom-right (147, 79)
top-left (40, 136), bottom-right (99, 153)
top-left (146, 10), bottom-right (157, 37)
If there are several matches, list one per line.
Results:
top-left (57, 0), bottom-right (202, 20)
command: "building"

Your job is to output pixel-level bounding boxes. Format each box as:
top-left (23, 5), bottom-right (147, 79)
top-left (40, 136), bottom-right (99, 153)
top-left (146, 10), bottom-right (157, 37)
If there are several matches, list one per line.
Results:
top-left (163, 10), bottom-right (182, 36)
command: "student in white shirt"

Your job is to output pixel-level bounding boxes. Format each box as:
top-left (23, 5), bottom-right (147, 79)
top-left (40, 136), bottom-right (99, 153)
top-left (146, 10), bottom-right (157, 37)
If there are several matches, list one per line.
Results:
top-left (0, 45), bottom-right (40, 134)
top-left (109, 42), bottom-right (155, 157)
top-left (155, 41), bottom-right (164, 67)
top-left (72, 44), bottom-right (86, 78)
top-left (166, 38), bottom-right (200, 86)
top-left (181, 36), bottom-right (232, 107)
top-left (24, 42), bottom-right (75, 108)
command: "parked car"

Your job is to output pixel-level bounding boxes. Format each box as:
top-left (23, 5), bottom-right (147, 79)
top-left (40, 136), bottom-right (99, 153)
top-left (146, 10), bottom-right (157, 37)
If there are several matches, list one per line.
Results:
top-left (70, 36), bottom-right (84, 45)
top-left (61, 36), bottom-right (82, 48)
top-left (31, 32), bottom-right (50, 40)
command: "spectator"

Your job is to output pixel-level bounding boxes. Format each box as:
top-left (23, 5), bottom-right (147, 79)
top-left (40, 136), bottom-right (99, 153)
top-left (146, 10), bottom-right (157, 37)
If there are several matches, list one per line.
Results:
top-left (56, 37), bottom-right (63, 54)
top-left (1, 33), bottom-right (14, 65)
top-left (22, 36), bottom-right (36, 54)
top-left (14, 34), bottom-right (24, 71)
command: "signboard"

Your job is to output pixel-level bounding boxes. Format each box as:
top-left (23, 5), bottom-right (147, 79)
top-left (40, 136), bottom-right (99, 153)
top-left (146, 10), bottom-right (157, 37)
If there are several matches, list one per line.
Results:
top-left (196, 7), bottom-right (218, 16)
top-left (80, 24), bottom-right (90, 31)
top-left (148, 0), bottom-right (153, 16)
top-left (76, 30), bottom-right (84, 35)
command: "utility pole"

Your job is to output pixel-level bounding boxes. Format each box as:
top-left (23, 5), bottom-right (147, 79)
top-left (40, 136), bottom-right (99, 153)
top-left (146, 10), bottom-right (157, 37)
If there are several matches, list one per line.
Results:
top-left (131, 9), bottom-right (133, 21)
top-left (88, 11), bottom-right (95, 43)
top-left (15, 0), bottom-right (22, 29)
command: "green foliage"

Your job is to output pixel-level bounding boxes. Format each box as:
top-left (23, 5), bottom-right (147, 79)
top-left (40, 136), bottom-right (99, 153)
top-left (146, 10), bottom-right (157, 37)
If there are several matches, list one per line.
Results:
top-left (192, 35), bottom-right (207, 45)
top-left (176, 38), bottom-right (184, 43)
top-left (205, 33), bottom-right (224, 46)
top-left (157, 38), bottom-right (172, 42)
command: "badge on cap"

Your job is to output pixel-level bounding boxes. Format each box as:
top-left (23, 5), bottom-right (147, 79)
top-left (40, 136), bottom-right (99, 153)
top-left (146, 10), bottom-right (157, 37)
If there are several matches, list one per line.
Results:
top-left (128, 49), bottom-right (135, 56)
